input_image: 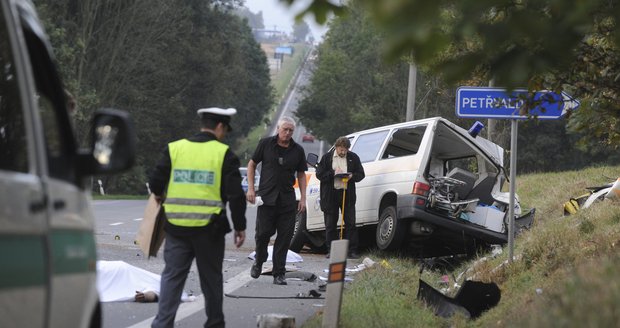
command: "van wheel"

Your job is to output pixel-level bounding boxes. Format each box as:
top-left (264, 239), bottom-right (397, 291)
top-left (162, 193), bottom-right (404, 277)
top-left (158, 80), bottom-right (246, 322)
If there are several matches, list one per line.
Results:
top-left (376, 205), bottom-right (404, 251)
top-left (290, 210), bottom-right (308, 252)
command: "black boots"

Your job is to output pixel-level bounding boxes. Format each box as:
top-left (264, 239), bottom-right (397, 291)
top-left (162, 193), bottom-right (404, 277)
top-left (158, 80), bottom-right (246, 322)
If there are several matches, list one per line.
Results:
top-left (250, 261), bottom-right (262, 279)
top-left (273, 275), bottom-right (287, 285)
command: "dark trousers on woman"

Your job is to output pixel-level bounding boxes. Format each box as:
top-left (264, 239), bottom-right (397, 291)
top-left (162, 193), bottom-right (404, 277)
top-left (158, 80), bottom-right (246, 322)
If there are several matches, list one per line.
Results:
top-left (324, 188), bottom-right (358, 254)
top-left (255, 194), bottom-right (296, 277)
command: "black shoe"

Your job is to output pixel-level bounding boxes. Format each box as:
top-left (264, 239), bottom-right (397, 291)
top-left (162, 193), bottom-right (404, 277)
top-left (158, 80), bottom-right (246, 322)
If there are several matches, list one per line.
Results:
top-left (273, 275), bottom-right (287, 285)
top-left (250, 262), bottom-right (262, 279)
top-left (325, 253), bottom-right (330, 259)
top-left (348, 252), bottom-right (360, 259)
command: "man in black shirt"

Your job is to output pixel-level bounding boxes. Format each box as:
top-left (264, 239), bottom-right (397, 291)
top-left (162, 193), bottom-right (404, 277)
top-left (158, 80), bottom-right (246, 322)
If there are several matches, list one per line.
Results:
top-left (246, 116), bottom-right (307, 285)
top-left (148, 107), bottom-right (246, 328)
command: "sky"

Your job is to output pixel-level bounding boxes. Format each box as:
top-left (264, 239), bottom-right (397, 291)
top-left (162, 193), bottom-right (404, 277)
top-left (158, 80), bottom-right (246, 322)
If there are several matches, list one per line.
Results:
top-left (244, 0), bottom-right (328, 40)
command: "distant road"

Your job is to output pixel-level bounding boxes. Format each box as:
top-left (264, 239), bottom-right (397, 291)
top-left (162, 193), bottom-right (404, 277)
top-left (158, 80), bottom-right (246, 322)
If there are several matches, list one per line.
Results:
top-left (274, 50), bottom-right (326, 157)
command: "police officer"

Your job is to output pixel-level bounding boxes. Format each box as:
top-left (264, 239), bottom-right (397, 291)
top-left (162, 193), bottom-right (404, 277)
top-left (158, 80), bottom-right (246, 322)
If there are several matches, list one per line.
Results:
top-left (149, 107), bottom-right (246, 328)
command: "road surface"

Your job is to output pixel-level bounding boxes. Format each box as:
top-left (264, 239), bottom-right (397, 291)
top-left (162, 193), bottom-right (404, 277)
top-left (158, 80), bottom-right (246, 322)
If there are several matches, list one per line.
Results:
top-left (95, 199), bottom-right (345, 328)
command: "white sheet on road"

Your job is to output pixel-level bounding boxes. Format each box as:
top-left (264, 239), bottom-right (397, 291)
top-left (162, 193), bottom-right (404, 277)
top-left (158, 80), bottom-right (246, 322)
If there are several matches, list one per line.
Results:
top-left (97, 260), bottom-right (193, 302)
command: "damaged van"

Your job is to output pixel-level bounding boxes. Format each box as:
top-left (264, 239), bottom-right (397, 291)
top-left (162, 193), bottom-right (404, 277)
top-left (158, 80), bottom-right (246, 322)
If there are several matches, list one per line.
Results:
top-left (1, 0), bottom-right (134, 327)
top-left (290, 117), bottom-right (534, 257)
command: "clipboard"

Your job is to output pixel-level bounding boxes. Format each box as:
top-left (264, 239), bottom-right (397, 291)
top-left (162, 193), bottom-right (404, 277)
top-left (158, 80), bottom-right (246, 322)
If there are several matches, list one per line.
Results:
top-left (135, 194), bottom-right (166, 258)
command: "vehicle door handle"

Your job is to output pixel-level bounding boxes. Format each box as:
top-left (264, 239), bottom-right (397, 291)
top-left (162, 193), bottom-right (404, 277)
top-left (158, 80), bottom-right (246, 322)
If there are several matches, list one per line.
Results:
top-left (53, 200), bottom-right (66, 210)
top-left (30, 198), bottom-right (47, 213)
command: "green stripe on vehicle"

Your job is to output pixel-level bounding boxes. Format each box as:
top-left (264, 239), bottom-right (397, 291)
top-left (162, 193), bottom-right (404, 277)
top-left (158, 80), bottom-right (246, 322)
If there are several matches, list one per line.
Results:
top-left (50, 230), bottom-right (96, 275)
top-left (0, 235), bottom-right (46, 289)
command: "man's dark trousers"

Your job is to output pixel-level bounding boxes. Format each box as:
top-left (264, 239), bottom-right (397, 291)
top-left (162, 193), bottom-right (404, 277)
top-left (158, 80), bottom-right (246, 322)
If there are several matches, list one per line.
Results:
top-left (255, 196), bottom-right (296, 277)
top-left (152, 230), bottom-right (225, 328)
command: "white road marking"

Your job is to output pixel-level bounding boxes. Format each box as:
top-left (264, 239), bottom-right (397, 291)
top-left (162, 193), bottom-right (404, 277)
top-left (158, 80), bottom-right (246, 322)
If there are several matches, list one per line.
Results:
top-left (127, 268), bottom-right (253, 328)
top-left (134, 218), bottom-right (143, 221)
top-left (110, 222), bottom-right (124, 226)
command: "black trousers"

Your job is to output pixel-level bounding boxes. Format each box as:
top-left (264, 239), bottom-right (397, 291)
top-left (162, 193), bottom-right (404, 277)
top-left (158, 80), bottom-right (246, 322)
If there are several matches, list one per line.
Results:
top-left (152, 230), bottom-right (225, 328)
top-left (324, 188), bottom-right (358, 253)
top-left (255, 195), bottom-right (296, 277)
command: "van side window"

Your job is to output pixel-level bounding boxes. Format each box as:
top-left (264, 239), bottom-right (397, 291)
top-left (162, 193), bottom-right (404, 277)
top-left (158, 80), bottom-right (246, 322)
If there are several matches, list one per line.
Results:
top-left (0, 12), bottom-right (28, 173)
top-left (351, 130), bottom-right (389, 163)
top-left (23, 26), bottom-right (77, 184)
top-left (381, 125), bottom-right (427, 159)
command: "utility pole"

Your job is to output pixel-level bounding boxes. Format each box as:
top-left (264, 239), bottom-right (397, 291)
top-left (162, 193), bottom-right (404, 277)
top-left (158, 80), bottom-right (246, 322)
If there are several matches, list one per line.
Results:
top-left (406, 53), bottom-right (417, 121)
top-left (487, 78), bottom-right (496, 141)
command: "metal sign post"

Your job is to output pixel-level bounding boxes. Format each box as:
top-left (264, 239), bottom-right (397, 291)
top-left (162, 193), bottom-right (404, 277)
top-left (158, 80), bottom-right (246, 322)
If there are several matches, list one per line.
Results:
top-left (508, 120), bottom-right (518, 262)
top-left (323, 239), bottom-right (349, 328)
top-left (455, 86), bottom-right (579, 262)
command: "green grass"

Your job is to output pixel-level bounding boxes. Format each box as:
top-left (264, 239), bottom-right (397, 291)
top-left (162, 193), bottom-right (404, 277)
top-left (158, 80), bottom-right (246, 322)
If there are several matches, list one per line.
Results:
top-left (303, 164), bottom-right (620, 328)
top-left (234, 43), bottom-right (310, 166)
top-left (92, 194), bottom-right (147, 200)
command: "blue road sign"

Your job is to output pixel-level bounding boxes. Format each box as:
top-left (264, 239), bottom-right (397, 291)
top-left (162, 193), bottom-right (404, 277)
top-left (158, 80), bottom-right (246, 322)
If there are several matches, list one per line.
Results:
top-left (456, 87), bottom-right (580, 119)
top-left (275, 46), bottom-right (294, 55)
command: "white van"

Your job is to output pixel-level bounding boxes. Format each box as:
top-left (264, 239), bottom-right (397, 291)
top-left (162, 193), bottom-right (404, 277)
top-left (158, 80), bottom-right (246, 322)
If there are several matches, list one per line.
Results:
top-left (290, 117), bottom-right (534, 256)
top-left (0, 1), bottom-right (134, 327)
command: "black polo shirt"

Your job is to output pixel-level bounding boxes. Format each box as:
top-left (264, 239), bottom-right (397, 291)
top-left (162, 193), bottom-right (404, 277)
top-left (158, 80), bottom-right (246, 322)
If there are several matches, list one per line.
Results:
top-left (252, 135), bottom-right (307, 206)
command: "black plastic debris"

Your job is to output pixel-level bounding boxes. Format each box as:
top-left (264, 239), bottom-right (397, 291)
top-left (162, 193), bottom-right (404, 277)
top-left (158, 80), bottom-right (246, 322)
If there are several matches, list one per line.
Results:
top-left (417, 279), bottom-right (501, 319)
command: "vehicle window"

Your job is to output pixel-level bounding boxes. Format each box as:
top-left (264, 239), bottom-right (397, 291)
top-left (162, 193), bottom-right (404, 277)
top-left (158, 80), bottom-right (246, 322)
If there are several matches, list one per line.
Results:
top-left (351, 130), bottom-right (389, 163)
top-left (0, 10), bottom-right (28, 173)
top-left (482, 156), bottom-right (499, 174)
top-left (381, 125), bottom-right (427, 159)
top-left (23, 25), bottom-right (77, 183)
top-left (446, 156), bottom-right (478, 174)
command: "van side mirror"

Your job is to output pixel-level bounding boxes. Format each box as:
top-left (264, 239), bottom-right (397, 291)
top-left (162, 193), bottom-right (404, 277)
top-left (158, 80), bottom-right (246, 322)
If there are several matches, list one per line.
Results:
top-left (78, 108), bottom-right (136, 175)
top-left (307, 153), bottom-right (319, 168)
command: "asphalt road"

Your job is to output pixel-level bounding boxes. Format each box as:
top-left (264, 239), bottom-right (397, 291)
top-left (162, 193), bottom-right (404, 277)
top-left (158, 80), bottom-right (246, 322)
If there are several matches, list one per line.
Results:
top-left (93, 50), bottom-right (340, 328)
top-left (94, 199), bottom-right (346, 328)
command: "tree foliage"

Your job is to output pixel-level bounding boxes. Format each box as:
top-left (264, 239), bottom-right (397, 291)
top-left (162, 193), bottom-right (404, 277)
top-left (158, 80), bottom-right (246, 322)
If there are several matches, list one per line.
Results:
top-left (296, 0), bottom-right (616, 173)
top-left (235, 6), bottom-right (265, 29)
top-left (35, 0), bottom-right (273, 194)
top-left (285, 0), bottom-right (620, 149)
top-left (296, 0), bottom-right (456, 142)
top-left (296, 2), bottom-right (406, 142)
top-left (292, 20), bottom-right (310, 42)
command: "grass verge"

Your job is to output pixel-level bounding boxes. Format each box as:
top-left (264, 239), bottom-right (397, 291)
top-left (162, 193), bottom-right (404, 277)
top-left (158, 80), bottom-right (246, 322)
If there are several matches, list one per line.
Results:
top-left (92, 194), bottom-right (147, 200)
top-left (302, 164), bottom-right (620, 327)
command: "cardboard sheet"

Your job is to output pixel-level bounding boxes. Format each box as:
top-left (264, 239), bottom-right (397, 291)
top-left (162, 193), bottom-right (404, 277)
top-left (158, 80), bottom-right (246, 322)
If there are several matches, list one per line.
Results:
top-left (135, 194), bottom-right (166, 258)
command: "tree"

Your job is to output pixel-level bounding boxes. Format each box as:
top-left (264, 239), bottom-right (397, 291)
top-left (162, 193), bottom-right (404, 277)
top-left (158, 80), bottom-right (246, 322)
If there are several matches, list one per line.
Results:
top-left (236, 7), bottom-right (265, 30)
top-left (282, 0), bottom-right (620, 148)
top-left (292, 20), bottom-right (310, 42)
top-left (297, 0), bottom-right (457, 142)
top-left (36, 0), bottom-right (273, 194)
top-left (295, 0), bottom-right (616, 173)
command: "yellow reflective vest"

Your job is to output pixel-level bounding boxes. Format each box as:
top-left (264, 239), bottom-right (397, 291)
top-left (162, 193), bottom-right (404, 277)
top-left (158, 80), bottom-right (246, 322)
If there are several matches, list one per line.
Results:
top-left (165, 139), bottom-right (228, 227)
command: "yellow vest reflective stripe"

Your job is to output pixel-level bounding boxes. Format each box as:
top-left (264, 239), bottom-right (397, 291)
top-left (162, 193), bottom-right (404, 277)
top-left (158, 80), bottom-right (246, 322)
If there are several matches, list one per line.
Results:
top-left (165, 139), bottom-right (228, 227)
